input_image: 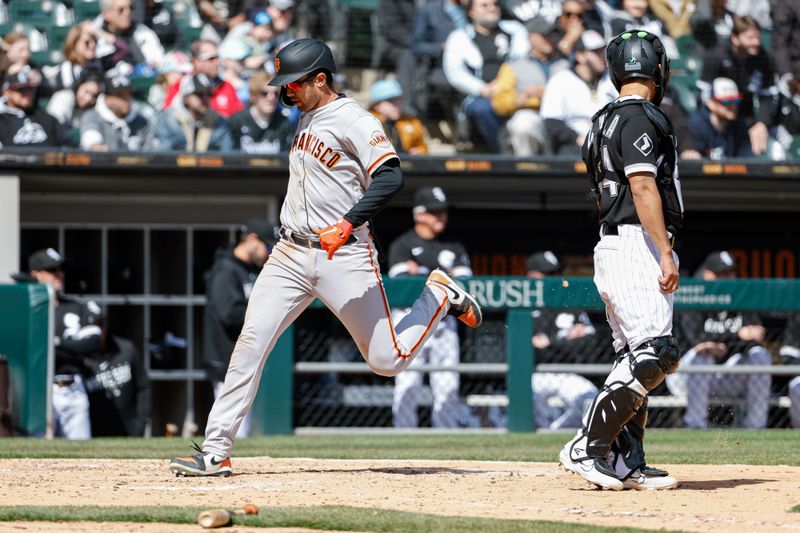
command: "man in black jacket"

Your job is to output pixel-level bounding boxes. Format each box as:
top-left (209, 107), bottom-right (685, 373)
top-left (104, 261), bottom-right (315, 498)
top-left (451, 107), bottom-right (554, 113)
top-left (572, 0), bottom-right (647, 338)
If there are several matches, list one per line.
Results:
top-left (0, 67), bottom-right (69, 148)
top-left (667, 251), bottom-right (772, 428)
top-left (81, 321), bottom-right (151, 437)
top-left (203, 218), bottom-right (275, 437)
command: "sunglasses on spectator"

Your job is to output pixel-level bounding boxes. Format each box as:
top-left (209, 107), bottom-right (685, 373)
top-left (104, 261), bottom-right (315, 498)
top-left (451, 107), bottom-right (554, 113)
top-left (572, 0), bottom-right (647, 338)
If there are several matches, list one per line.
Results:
top-left (562, 10), bottom-right (583, 18)
top-left (715, 98), bottom-right (742, 107)
top-left (285, 73), bottom-right (315, 92)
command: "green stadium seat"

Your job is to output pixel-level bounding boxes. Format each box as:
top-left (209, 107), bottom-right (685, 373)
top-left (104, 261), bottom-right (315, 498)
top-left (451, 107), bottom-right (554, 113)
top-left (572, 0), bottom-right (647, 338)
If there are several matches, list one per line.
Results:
top-left (130, 75), bottom-right (157, 100)
top-left (7, 0), bottom-right (51, 26)
top-left (671, 75), bottom-right (699, 114)
top-left (73, 0), bottom-right (101, 22)
top-left (30, 48), bottom-right (64, 67)
top-left (788, 136), bottom-right (800, 160)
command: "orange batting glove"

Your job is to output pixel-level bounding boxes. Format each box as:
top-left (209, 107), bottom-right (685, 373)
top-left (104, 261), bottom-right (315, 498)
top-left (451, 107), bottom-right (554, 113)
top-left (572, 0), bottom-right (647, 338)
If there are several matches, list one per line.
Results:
top-left (313, 219), bottom-right (353, 260)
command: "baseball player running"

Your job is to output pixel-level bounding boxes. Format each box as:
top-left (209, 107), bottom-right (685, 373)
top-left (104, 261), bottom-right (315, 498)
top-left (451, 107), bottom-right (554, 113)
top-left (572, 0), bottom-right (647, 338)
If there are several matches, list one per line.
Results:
top-left (559, 30), bottom-right (684, 491)
top-left (170, 39), bottom-right (482, 477)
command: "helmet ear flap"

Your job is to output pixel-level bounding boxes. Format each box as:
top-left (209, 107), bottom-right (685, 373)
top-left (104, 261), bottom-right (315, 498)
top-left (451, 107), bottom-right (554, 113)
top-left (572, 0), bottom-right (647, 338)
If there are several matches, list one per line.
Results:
top-left (280, 86), bottom-right (293, 107)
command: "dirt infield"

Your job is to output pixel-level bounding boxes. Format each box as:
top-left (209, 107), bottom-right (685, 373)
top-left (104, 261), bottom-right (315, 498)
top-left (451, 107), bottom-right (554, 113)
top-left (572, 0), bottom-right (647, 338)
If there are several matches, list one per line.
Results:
top-left (1, 458), bottom-right (799, 532)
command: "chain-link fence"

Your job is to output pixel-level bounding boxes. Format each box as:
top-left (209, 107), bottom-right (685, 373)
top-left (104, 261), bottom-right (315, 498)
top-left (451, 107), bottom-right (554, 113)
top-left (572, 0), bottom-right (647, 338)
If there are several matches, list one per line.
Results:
top-left (290, 304), bottom-right (799, 431)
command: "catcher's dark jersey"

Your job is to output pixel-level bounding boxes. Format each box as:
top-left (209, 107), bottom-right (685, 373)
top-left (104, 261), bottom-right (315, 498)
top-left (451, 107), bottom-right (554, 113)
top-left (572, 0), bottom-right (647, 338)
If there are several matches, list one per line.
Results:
top-left (583, 95), bottom-right (685, 236)
top-left (387, 229), bottom-right (472, 278)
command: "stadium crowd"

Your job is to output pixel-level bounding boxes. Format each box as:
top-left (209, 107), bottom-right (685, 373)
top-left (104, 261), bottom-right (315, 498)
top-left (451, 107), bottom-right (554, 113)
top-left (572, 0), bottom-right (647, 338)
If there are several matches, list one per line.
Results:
top-left (0, 0), bottom-right (798, 158)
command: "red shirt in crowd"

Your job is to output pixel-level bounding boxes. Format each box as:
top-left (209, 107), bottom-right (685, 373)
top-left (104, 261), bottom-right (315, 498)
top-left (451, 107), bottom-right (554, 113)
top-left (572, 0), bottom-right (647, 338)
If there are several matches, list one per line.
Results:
top-left (163, 76), bottom-right (245, 117)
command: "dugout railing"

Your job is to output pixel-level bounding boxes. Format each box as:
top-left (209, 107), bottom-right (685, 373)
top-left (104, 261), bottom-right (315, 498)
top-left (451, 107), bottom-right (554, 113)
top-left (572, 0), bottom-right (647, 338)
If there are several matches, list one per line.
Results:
top-left (252, 277), bottom-right (800, 434)
top-left (1, 277), bottom-right (799, 434)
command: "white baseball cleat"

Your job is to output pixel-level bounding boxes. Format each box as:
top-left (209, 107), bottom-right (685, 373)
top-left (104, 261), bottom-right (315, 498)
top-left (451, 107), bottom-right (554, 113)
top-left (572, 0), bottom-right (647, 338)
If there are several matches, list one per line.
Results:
top-left (559, 443), bottom-right (624, 491)
top-left (622, 470), bottom-right (679, 491)
top-left (426, 269), bottom-right (482, 328)
top-left (170, 442), bottom-right (232, 477)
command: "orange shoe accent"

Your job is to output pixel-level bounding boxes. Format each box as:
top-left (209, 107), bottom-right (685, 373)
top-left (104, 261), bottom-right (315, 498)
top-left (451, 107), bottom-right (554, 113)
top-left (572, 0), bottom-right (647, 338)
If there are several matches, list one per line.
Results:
top-left (458, 307), bottom-right (479, 328)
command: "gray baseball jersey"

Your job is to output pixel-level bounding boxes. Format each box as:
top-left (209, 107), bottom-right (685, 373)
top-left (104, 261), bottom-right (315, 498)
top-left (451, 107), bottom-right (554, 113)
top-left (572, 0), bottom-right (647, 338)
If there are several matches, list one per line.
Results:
top-left (281, 97), bottom-right (398, 235)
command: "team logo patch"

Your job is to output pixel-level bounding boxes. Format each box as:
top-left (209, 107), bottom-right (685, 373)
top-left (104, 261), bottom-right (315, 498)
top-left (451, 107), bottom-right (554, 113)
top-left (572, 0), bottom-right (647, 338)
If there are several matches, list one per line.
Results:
top-left (368, 130), bottom-right (391, 147)
top-left (624, 56), bottom-right (641, 71)
top-left (274, 58), bottom-right (280, 72)
top-left (633, 133), bottom-right (653, 156)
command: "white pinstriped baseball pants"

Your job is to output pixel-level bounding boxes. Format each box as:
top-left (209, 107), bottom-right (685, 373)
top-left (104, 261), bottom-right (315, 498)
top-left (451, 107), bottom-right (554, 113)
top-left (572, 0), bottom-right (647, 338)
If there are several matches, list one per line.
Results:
top-left (203, 230), bottom-right (450, 458)
top-left (592, 224), bottom-right (678, 353)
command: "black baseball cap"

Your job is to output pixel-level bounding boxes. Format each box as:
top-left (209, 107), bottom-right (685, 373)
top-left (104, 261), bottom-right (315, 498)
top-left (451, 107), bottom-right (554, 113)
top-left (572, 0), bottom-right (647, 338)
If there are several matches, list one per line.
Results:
top-left (28, 248), bottom-right (64, 271)
top-left (104, 70), bottom-right (131, 94)
top-left (413, 186), bottom-right (449, 213)
top-left (698, 251), bottom-right (737, 274)
top-left (182, 74), bottom-right (214, 97)
top-left (526, 251), bottom-right (561, 274)
top-left (242, 218), bottom-right (277, 246)
top-left (2, 66), bottom-right (42, 91)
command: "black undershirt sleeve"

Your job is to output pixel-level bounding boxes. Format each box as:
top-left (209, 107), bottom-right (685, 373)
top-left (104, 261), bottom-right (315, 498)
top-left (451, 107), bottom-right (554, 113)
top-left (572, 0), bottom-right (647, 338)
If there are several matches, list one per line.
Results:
top-left (343, 158), bottom-right (403, 227)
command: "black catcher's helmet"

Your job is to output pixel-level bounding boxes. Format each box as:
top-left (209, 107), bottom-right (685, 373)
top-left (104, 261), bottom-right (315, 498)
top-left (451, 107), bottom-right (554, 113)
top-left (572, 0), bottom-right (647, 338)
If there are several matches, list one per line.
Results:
top-left (606, 30), bottom-right (670, 105)
top-left (269, 38), bottom-right (336, 106)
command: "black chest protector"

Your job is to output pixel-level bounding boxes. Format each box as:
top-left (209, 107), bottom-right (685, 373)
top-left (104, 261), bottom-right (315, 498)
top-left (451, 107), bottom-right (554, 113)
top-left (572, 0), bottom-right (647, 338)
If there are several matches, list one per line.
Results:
top-left (583, 98), bottom-right (684, 236)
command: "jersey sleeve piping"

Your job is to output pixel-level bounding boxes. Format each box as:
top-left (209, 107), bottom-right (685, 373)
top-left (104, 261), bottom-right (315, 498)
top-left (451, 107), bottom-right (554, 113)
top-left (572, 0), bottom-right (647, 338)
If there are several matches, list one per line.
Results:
top-left (624, 163), bottom-right (657, 177)
top-left (368, 152), bottom-right (399, 174)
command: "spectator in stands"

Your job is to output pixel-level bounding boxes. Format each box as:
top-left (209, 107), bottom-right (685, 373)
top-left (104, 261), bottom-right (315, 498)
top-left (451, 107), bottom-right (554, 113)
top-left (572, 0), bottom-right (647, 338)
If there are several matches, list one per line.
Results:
top-left (411, 0), bottom-right (460, 132)
top-left (726, 0), bottom-right (771, 32)
top-left (164, 40), bottom-right (244, 118)
top-left (228, 71), bottom-right (292, 153)
top-left (773, 65), bottom-right (800, 160)
top-left (649, 0), bottom-right (695, 39)
top-left (0, 67), bottom-right (69, 147)
top-left (505, 0), bottom-right (563, 27)
top-left (527, 251), bottom-right (602, 430)
top-left (0, 32), bottom-right (31, 78)
top-left (195, 0), bottom-right (258, 41)
top-left (610, 0), bottom-right (678, 58)
top-left (578, 0), bottom-right (615, 38)
top-left (688, 77), bottom-right (753, 159)
top-left (698, 15), bottom-right (778, 156)
top-left (525, 16), bottom-right (569, 77)
top-left (550, 0), bottom-right (587, 60)
top-left (779, 313), bottom-right (800, 428)
top-left (368, 78), bottom-right (429, 155)
top-left (771, 1), bottom-right (800, 78)
top-left (154, 73), bottom-right (234, 152)
top-left (203, 218), bottom-right (274, 438)
top-left (540, 29), bottom-right (617, 156)
top-left (80, 312), bottom-right (151, 437)
top-left (388, 186), bottom-right (472, 428)
top-left (48, 70), bottom-right (103, 129)
top-left (132, 0), bottom-right (181, 51)
top-left (12, 248), bottom-right (102, 439)
top-left (375, 0), bottom-right (417, 114)
top-left (93, 0), bottom-right (165, 72)
top-left (220, 8), bottom-right (276, 74)
top-left (79, 70), bottom-right (155, 151)
top-left (491, 20), bottom-right (550, 156)
top-left (148, 51), bottom-right (192, 112)
top-left (267, 0), bottom-right (297, 49)
top-left (44, 22), bottom-right (104, 95)
top-left (667, 251), bottom-right (772, 429)
top-left (443, 0), bottom-right (530, 153)
top-left (661, 86), bottom-right (702, 159)
top-left (690, 0), bottom-right (735, 51)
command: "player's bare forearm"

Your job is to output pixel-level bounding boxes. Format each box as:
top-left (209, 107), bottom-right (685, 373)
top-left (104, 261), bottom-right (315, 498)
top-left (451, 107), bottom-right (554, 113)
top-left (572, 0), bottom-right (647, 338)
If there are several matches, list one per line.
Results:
top-left (629, 173), bottom-right (679, 292)
top-left (629, 174), bottom-right (672, 255)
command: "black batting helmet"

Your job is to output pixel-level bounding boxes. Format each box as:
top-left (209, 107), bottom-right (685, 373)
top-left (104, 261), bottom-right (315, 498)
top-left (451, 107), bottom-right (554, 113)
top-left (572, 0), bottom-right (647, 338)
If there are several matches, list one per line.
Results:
top-left (269, 38), bottom-right (336, 106)
top-left (605, 30), bottom-right (670, 105)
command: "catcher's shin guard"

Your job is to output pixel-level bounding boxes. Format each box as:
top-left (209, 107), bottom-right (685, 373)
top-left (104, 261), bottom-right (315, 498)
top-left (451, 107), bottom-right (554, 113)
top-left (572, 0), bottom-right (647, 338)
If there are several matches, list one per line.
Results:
top-left (580, 341), bottom-right (671, 459)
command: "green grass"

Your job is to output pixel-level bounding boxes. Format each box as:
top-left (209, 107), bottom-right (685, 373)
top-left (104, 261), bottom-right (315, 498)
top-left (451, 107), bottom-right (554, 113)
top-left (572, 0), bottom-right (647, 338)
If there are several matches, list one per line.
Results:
top-left (0, 429), bottom-right (798, 465)
top-left (0, 505), bottom-right (678, 532)
top-left (793, 504), bottom-right (800, 513)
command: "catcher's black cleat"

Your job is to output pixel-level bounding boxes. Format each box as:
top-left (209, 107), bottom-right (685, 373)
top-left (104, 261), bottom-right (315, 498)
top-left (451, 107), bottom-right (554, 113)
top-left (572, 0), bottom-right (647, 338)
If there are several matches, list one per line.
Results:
top-left (170, 442), bottom-right (232, 477)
